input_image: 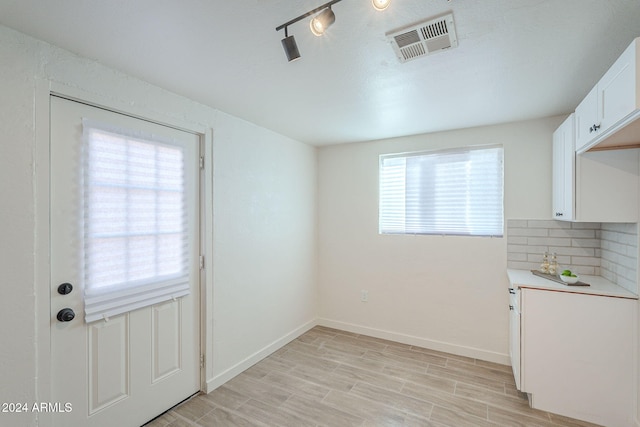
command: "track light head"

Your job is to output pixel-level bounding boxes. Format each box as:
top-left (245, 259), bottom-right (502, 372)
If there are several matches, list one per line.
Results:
top-left (372, 0), bottom-right (391, 11)
top-left (281, 33), bottom-right (301, 62)
top-left (310, 7), bottom-right (335, 36)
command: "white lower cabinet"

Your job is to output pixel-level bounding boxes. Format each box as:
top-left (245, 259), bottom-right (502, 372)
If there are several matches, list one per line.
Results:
top-left (508, 287), bottom-right (521, 390)
top-left (518, 288), bottom-right (635, 427)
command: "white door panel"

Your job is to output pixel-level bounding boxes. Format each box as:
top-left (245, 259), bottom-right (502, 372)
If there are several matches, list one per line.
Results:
top-left (50, 96), bottom-right (200, 427)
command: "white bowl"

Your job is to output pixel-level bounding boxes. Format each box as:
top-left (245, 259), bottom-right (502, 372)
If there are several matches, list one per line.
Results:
top-left (560, 274), bottom-right (579, 284)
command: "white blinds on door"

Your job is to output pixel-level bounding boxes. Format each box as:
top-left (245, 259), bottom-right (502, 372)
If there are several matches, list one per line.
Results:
top-left (82, 119), bottom-right (190, 323)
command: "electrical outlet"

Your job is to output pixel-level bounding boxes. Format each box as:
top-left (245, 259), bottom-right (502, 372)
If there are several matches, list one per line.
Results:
top-left (361, 290), bottom-right (369, 302)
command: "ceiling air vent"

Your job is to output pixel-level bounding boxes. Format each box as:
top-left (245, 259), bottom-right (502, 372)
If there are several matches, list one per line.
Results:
top-left (386, 13), bottom-right (458, 63)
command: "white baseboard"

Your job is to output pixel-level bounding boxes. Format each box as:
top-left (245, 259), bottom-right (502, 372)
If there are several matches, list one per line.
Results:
top-left (317, 318), bottom-right (511, 366)
top-left (205, 319), bottom-right (317, 393)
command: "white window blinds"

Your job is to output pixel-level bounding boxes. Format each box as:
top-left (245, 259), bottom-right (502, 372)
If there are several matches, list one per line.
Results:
top-left (82, 119), bottom-right (190, 323)
top-left (379, 145), bottom-right (503, 237)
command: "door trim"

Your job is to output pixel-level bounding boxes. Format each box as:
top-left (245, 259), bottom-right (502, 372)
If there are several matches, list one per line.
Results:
top-left (35, 80), bottom-right (214, 427)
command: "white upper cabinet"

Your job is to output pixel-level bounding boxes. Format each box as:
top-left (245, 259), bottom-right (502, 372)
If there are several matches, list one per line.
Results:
top-left (575, 37), bottom-right (640, 152)
top-left (552, 114), bottom-right (639, 223)
top-left (574, 86), bottom-right (599, 152)
top-left (557, 37), bottom-right (640, 223)
top-left (552, 114), bottom-right (574, 221)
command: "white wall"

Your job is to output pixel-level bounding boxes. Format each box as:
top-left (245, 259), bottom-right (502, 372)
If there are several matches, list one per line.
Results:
top-left (317, 117), bottom-right (564, 363)
top-left (0, 27), bottom-right (39, 427)
top-left (0, 24), bottom-right (317, 426)
top-left (210, 112), bottom-right (317, 387)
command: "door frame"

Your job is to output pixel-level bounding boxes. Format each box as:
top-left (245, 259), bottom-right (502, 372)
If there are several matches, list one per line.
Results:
top-left (34, 80), bottom-right (214, 427)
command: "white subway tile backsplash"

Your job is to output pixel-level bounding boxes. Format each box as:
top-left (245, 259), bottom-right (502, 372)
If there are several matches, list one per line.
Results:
top-left (570, 265), bottom-right (598, 276)
top-left (508, 261), bottom-right (541, 271)
top-left (618, 277), bottom-right (636, 291)
top-left (603, 223), bottom-right (636, 234)
top-left (548, 228), bottom-right (597, 239)
top-left (508, 244), bottom-right (548, 254)
top-left (618, 254), bottom-right (636, 270)
top-left (571, 238), bottom-right (601, 248)
top-left (555, 255), bottom-right (572, 266)
top-left (601, 268), bottom-right (614, 281)
top-left (509, 227), bottom-right (549, 237)
top-left (526, 220), bottom-right (567, 229)
top-left (507, 219), bottom-right (638, 294)
top-left (602, 241), bottom-right (628, 255)
top-left (601, 250), bottom-right (620, 265)
top-left (508, 219), bottom-right (528, 228)
top-left (527, 237), bottom-right (572, 247)
top-left (507, 236), bottom-right (528, 245)
top-left (599, 223), bottom-right (638, 294)
top-left (570, 222), bottom-right (601, 230)
top-left (548, 246), bottom-right (595, 257)
top-left (507, 244), bottom-right (527, 253)
top-left (507, 252), bottom-right (527, 262)
top-left (571, 256), bottom-right (601, 266)
top-left (526, 253), bottom-right (542, 261)
top-left (601, 230), bottom-right (636, 246)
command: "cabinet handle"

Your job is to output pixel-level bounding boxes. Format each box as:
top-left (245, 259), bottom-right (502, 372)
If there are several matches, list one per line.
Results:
top-left (509, 305), bottom-right (514, 311)
top-left (509, 288), bottom-right (516, 294)
top-left (589, 124), bottom-right (601, 133)
top-left (555, 212), bottom-right (563, 217)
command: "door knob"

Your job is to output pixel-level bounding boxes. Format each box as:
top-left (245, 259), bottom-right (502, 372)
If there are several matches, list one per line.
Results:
top-left (57, 308), bottom-right (75, 322)
top-left (57, 283), bottom-right (73, 295)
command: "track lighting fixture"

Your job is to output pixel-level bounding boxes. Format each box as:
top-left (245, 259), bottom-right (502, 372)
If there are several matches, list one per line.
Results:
top-left (372, 0), bottom-right (391, 11)
top-left (275, 0), bottom-right (391, 61)
top-left (310, 7), bottom-right (336, 36)
top-left (281, 27), bottom-right (301, 62)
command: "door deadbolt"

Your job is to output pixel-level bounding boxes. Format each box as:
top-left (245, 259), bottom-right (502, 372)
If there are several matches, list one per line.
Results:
top-left (57, 283), bottom-right (73, 295)
top-left (57, 308), bottom-right (75, 322)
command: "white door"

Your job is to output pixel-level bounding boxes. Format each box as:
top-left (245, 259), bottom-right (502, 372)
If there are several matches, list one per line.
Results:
top-left (50, 96), bottom-right (201, 427)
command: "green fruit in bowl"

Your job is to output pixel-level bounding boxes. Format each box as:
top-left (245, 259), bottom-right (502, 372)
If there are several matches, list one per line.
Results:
top-left (561, 270), bottom-right (572, 276)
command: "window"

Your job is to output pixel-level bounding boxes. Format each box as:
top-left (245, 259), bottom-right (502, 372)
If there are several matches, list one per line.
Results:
top-left (379, 145), bottom-right (503, 237)
top-left (82, 119), bottom-right (191, 322)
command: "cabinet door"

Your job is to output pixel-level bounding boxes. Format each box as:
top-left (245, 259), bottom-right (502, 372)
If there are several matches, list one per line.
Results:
top-left (508, 289), bottom-right (521, 390)
top-left (551, 114), bottom-right (574, 220)
top-left (599, 40), bottom-right (638, 131)
top-left (574, 86), bottom-right (599, 152)
top-left (521, 289), bottom-right (635, 427)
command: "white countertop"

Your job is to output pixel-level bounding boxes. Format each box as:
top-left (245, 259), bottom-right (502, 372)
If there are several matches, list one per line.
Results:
top-left (507, 269), bottom-right (638, 299)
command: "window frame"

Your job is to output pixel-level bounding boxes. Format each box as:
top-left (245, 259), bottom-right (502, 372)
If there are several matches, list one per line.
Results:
top-left (378, 144), bottom-right (504, 238)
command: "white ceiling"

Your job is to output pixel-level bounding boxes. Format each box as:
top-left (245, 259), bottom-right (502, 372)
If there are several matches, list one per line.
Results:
top-left (1, 0), bottom-right (639, 145)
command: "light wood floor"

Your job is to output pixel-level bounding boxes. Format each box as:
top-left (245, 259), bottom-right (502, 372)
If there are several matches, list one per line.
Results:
top-left (145, 326), bottom-right (601, 427)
